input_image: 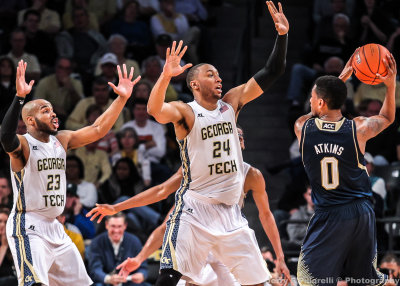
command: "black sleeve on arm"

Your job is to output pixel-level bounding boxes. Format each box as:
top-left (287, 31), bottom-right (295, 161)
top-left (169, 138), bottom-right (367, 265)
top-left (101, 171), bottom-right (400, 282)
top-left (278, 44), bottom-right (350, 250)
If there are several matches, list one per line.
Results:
top-left (0, 96), bottom-right (24, 152)
top-left (253, 33), bottom-right (288, 92)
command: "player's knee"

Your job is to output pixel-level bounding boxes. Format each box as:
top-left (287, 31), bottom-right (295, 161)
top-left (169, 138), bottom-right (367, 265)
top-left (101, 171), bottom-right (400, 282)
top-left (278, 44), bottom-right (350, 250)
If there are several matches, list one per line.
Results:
top-left (155, 268), bottom-right (182, 286)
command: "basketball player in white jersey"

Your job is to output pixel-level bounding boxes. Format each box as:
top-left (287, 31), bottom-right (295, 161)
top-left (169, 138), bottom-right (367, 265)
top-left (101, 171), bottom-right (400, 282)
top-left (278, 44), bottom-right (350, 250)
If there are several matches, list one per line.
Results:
top-left (0, 60), bottom-right (141, 286)
top-left (87, 127), bottom-right (291, 285)
top-left (139, 3), bottom-right (288, 283)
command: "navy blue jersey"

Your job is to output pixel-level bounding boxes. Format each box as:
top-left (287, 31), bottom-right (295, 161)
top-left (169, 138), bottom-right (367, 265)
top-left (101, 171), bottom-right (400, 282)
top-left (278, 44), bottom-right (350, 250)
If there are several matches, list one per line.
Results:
top-left (300, 117), bottom-right (372, 207)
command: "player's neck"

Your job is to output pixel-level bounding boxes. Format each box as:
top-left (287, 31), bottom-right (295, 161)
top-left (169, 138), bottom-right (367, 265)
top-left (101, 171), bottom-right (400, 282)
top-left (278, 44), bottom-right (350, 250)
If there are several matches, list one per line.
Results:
top-left (318, 110), bottom-right (343, 122)
top-left (28, 129), bottom-right (51, 143)
top-left (194, 96), bottom-right (218, 111)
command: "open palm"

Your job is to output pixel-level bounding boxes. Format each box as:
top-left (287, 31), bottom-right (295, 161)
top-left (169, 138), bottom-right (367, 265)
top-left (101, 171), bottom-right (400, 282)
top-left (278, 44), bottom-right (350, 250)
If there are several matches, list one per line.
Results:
top-left (109, 64), bottom-right (141, 99)
top-left (16, 60), bottom-right (34, 98)
top-left (267, 1), bottom-right (289, 35)
top-left (163, 40), bottom-right (193, 77)
top-left (117, 257), bottom-right (141, 279)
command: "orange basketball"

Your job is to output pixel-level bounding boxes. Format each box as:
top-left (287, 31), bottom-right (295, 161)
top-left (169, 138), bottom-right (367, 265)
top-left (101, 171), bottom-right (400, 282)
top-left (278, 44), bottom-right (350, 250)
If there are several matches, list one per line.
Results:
top-left (351, 43), bottom-right (390, 85)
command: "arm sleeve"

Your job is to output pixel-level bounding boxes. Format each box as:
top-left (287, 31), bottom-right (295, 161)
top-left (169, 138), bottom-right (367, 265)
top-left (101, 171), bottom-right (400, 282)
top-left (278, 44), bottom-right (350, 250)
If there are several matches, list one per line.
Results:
top-left (253, 33), bottom-right (288, 92)
top-left (0, 96), bottom-right (24, 152)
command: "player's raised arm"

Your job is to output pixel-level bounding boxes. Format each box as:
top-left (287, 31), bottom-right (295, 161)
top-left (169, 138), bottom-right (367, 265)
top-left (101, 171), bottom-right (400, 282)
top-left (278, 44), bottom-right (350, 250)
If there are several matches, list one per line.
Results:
top-left (246, 167), bottom-right (292, 285)
top-left (87, 168), bottom-right (183, 223)
top-left (0, 60), bottom-right (34, 171)
top-left (354, 53), bottom-right (397, 146)
top-left (223, 1), bottom-right (288, 114)
top-left (147, 40), bottom-right (192, 124)
top-left (59, 65), bottom-right (141, 150)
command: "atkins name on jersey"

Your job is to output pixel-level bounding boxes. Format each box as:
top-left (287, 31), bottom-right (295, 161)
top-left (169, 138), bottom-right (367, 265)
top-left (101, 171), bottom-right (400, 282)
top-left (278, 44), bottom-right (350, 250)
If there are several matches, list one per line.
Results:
top-left (314, 143), bottom-right (344, 156)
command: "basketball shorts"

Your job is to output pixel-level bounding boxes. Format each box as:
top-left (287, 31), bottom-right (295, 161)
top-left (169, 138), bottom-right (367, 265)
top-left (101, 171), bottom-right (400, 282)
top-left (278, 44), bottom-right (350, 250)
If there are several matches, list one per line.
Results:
top-left (297, 198), bottom-right (386, 286)
top-left (161, 190), bottom-right (271, 285)
top-left (6, 212), bottom-right (93, 286)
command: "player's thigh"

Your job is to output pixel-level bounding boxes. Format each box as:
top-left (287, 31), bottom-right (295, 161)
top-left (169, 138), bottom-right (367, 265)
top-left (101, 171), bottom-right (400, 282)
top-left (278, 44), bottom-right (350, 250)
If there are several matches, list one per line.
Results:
top-left (48, 241), bottom-right (92, 286)
top-left (213, 227), bottom-right (270, 286)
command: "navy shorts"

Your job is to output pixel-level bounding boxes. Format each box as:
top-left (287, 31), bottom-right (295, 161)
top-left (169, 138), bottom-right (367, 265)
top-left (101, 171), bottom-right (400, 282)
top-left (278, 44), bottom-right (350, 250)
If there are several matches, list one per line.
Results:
top-left (297, 198), bottom-right (386, 286)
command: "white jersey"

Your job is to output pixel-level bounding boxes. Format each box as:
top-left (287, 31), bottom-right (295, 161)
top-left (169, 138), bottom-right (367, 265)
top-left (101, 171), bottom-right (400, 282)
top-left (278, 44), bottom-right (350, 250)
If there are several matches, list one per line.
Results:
top-left (238, 162), bottom-right (252, 208)
top-left (10, 133), bottom-right (66, 219)
top-left (180, 100), bottom-right (244, 205)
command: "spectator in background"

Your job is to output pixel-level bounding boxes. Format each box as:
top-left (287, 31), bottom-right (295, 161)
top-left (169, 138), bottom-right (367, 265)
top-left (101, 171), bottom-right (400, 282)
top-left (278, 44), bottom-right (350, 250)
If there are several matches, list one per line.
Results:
top-left (6, 28), bottom-right (41, 84)
top-left (64, 183), bottom-right (96, 239)
top-left (151, 0), bottom-right (201, 64)
top-left (286, 186), bottom-right (315, 249)
top-left (141, 55), bottom-right (178, 102)
top-left (364, 152), bottom-right (386, 217)
top-left (379, 253), bottom-right (400, 279)
top-left (131, 79), bottom-right (152, 101)
top-left (66, 155), bottom-right (98, 209)
top-left (87, 212), bottom-right (149, 286)
top-left (96, 53), bottom-right (119, 95)
top-left (18, 0), bottom-right (61, 34)
top-left (56, 7), bottom-right (107, 86)
top-left (21, 9), bottom-right (58, 75)
top-left (0, 57), bottom-right (16, 124)
top-left (0, 175), bottom-right (12, 210)
top-left (121, 98), bottom-right (172, 185)
top-left (0, 1), bottom-right (27, 44)
top-left (34, 57), bottom-right (84, 129)
top-left (57, 209), bottom-right (86, 259)
top-left (135, 0), bottom-right (160, 20)
top-left (175, 0), bottom-right (208, 26)
top-left (86, 104), bottom-right (119, 157)
top-left (111, 127), bottom-right (152, 186)
top-left (312, 0), bottom-right (355, 25)
top-left (353, 80), bottom-right (400, 109)
top-left (387, 26), bottom-right (400, 65)
top-left (66, 77), bottom-right (127, 131)
top-left (108, 0), bottom-right (153, 64)
top-left (94, 34), bottom-right (141, 80)
top-left (63, 0), bottom-right (99, 31)
top-left (0, 207), bottom-right (17, 285)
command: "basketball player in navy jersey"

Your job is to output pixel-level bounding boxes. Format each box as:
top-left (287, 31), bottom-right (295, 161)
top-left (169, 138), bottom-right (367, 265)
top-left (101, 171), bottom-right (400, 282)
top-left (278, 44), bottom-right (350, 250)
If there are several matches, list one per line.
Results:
top-left (0, 60), bottom-right (140, 286)
top-left (87, 127), bottom-right (291, 285)
top-left (145, 2), bottom-right (288, 284)
top-left (294, 52), bottom-right (397, 285)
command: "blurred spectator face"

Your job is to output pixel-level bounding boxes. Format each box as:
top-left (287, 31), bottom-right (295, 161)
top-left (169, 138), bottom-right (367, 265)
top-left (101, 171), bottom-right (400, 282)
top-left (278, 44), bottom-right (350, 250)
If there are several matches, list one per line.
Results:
top-left (109, 37), bottom-right (127, 57)
top-left (66, 159), bottom-right (81, 181)
top-left (144, 59), bottom-right (162, 79)
top-left (116, 161), bottom-right (131, 180)
top-left (262, 249), bottom-right (274, 262)
top-left (0, 210), bottom-right (8, 236)
top-left (133, 103), bottom-right (149, 123)
top-left (73, 0), bottom-right (88, 8)
top-left (324, 57), bottom-right (344, 76)
top-left (24, 14), bottom-right (40, 34)
top-left (17, 119), bottom-right (27, 135)
top-left (101, 63), bottom-right (117, 78)
top-left (331, 0), bottom-right (345, 13)
top-left (0, 178), bottom-right (11, 201)
top-left (237, 128), bottom-right (245, 150)
top-left (365, 100), bottom-right (382, 117)
top-left (93, 83), bottom-right (109, 106)
top-left (120, 130), bottom-right (137, 150)
top-left (134, 82), bottom-right (151, 99)
top-left (304, 187), bottom-right (314, 208)
top-left (0, 58), bottom-right (13, 79)
top-left (55, 58), bottom-right (73, 81)
top-left (10, 31), bottom-right (26, 52)
top-left (33, 0), bottom-right (48, 8)
top-left (160, 0), bottom-right (175, 17)
top-left (86, 109), bottom-right (101, 125)
top-left (124, 1), bottom-right (139, 21)
top-left (73, 9), bottom-right (89, 30)
top-left (364, 0), bottom-right (375, 9)
top-left (106, 217), bottom-right (127, 243)
top-left (333, 15), bottom-right (349, 37)
top-left (380, 261), bottom-right (400, 278)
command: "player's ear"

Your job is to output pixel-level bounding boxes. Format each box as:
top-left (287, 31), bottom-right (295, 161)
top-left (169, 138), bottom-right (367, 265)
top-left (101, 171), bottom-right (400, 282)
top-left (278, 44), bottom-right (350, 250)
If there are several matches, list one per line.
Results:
top-left (190, 80), bottom-right (198, 90)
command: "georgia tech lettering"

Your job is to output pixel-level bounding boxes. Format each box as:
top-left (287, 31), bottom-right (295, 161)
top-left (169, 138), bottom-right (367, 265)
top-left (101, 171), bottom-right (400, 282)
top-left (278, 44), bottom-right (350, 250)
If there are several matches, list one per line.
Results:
top-left (37, 158), bottom-right (65, 171)
top-left (201, 122), bottom-right (234, 140)
top-left (43, 194), bottom-right (64, 207)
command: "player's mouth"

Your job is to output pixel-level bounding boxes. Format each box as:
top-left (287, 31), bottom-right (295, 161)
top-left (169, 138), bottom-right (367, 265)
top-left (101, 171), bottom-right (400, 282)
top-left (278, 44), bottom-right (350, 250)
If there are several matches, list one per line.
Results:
top-left (52, 118), bottom-right (59, 129)
top-left (216, 84), bottom-right (222, 94)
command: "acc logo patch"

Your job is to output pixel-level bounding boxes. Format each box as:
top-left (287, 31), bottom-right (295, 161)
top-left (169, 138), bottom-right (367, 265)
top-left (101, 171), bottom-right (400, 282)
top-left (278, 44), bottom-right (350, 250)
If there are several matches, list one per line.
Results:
top-left (322, 123), bottom-right (335, 130)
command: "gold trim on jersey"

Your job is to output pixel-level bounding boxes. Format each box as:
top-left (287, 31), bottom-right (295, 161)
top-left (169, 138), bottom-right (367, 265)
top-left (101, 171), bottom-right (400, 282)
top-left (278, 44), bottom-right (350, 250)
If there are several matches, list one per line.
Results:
top-left (297, 252), bottom-right (316, 286)
top-left (315, 117), bottom-right (345, 132)
top-left (13, 170), bottom-right (42, 286)
top-left (350, 122), bottom-right (367, 171)
top-left (162, 138), bottom-right (190, 270)
top-left (301, 121), bottom-right (308, 162)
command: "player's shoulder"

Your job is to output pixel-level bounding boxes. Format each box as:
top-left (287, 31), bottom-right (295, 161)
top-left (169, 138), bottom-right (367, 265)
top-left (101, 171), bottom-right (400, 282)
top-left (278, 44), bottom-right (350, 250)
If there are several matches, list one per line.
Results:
top-left (55, 131), bottom-right (72, 151)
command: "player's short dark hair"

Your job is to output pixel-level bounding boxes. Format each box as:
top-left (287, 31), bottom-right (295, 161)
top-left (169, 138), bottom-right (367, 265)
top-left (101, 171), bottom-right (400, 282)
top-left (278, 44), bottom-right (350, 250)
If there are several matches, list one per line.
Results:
top-left (66, 155), bottom-right (85, 179)
top-left (186, 63), bottom-right (207, 91)
top-left (23, 9), bottom-right (41, 22)
top-left (314, 76), bottom-right (347, 110)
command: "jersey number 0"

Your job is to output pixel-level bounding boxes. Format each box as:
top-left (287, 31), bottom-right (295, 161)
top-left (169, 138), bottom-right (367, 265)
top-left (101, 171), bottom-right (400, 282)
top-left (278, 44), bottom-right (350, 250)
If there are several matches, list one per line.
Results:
top-left (320, 157), bottom-right (339, 190)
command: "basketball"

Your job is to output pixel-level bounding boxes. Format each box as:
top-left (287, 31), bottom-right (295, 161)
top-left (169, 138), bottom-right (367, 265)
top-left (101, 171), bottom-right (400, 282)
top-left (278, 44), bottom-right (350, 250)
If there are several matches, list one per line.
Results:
top-left (351, 44), bottom-right (390, 85)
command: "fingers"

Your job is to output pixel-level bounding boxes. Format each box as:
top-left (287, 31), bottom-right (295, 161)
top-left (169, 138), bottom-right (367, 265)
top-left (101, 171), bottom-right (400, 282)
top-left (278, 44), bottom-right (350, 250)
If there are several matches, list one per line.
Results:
top-left (182, 63), bottom-right (193, 71)
top-left (166, 47), bottom-right (170, 60)
top-left (116, 261), bottom-right (125, 270)
top-left (117, 65), bottom-right (122, 80)
top-left (178, 45), bottom-right (188, 58)
top-left (176, 40), bottom-right (183, 55)
top-left (108, 82), bottom-right (117, 92)
top-left (89, 211), bottom-right (100, 222)
top-left (132, 75), bottom-right (142, 86)
top-left (129, 67), bottom-right (134, 80)
top-left (171, 41), bottom-right (177, 56)
top-left (28, 80), bottom-right (34, 88)
top-left (123, 64), bottom-right (128, 78)
top-left (86, 208), bottom-right (97, 217)
top-left (278, 2), bottom-right (283, 13)
top-left (98, 214), bottom-right (105, 223)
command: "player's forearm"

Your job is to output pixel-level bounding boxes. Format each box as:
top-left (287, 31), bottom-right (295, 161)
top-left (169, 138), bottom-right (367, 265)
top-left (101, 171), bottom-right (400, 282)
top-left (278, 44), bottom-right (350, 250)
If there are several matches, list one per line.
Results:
top-left (0, 96), bottom-right (24, 153)
top-left (260, 212), bottom-right (285, 260)
top-left (147, 72), bottom-right (171, 117)
top-left (91, 96), bottom-right (128, 140)
top-left (114, 185), bottom-right (168, 212)
top-left (379, 83), bottom-right (396, 124)
top-left (253, 34), bottom-right (288, 92)
top-left (137, 223), bottom-right (166, 263)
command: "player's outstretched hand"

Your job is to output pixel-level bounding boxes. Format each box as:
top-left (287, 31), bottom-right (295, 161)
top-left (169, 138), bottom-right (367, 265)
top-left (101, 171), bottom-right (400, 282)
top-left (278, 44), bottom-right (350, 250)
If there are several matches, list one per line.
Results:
top-left (117, 257), bottom-right (142, 279)
top-left (339, 48), bottom-right (359, 82)
top-left (275, 259), bottom-right (292, 286)
top-left (267, 1), bottom-right (289, 35)
top-left (109, 64), bottom-right (141, 99)
top-left (163, 40), bottom-right (193, 78)
top-left (16, 60), bottom-right (34, 98)
top-left (377, 53), bottom-right (397, 88)
top-left (86, 203), bottom-right (117, 223)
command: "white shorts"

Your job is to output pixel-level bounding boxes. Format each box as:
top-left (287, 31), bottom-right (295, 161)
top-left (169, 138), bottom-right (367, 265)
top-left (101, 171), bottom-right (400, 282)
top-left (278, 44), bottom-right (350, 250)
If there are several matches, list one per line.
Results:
top-left (161, 191), bottom-right (270, 285)
top-left (6, 212), bottom-right (92, 286)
